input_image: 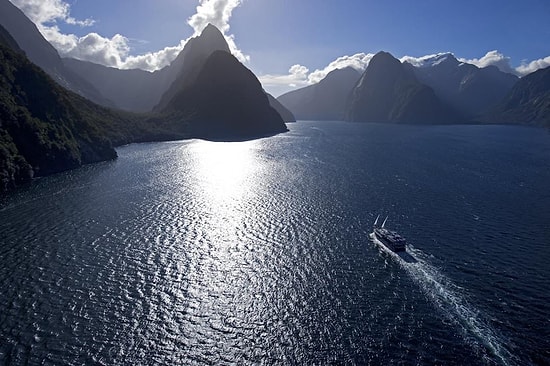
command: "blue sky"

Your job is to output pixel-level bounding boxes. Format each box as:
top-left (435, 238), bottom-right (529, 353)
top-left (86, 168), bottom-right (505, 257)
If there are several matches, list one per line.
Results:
top-left (8, 0), bottom-right (550, 96)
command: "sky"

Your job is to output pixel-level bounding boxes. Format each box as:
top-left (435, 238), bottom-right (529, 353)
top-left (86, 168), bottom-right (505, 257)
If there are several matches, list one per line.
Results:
top-left (8, 0), bottom-right (550, 96)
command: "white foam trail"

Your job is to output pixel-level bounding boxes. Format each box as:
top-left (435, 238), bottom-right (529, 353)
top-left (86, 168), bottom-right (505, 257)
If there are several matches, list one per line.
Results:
top-left (402, 245), bottom-right (515, 365)
top-left (369, 233), bottom-right (515, 365)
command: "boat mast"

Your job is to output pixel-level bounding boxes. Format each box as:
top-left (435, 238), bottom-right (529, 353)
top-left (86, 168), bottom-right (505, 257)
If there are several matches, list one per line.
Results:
top-left (373, 214), bottom-right (380, 227)
top-left (381, 216), bottom-right (388, 228)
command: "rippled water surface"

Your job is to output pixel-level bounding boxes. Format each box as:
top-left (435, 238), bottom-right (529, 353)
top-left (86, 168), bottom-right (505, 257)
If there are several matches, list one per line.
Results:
top-left (1, 122), bottom-right (549, 365)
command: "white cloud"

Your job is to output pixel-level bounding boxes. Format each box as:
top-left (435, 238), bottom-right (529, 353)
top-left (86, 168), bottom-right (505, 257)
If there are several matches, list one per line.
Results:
top-left (515, 56), bottom-right (550, 76)
top-left (307, 53), bottom-right (374, 83)
top-left (188, 0), bottom-right (241, 35)
top-left (459, 50), bottom-right (515, 74)
top-left (400, 52), bottom-right (454, 68)
top-left (260, 53), bottom-right (373, 95)
top-left (187, 0), bottom-right (248, 63)
top-left (9, 0), bottom-right (94, 27)
top-left (10, 0), bottom-right (248, 71)
top-left (259, 64), bottom-right (310, 88)
top-left (459, 50), bottom-right (550, 76)
top-left (123, 42), bottom-right (186, 71)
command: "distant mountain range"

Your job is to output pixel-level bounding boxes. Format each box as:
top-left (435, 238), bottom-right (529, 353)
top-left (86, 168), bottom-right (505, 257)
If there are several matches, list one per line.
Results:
top-left (278, 51), bottom-right (549, 127)
top-left (278, 67), bottom-right (361, 121)
top-left (407, 53), bottom-right (518, 118)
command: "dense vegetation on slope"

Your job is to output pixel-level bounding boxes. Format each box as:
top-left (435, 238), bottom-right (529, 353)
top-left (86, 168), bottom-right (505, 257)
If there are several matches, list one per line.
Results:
top-left (0, 29), bottom-right (184, 193)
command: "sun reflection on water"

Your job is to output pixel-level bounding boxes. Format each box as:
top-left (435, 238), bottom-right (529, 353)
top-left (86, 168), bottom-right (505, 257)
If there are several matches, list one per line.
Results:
top-left (189, 140), bottom-right (260, 242)
top-left (193, 140), bottom-right (256, 202)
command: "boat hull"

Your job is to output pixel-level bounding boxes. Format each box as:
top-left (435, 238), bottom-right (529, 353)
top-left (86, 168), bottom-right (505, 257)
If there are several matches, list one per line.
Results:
top-left (373, 230), bottom-right (406, 252)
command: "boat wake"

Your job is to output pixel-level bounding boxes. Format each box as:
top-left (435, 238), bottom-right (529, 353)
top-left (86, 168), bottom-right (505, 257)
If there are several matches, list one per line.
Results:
top-left (381, 241), bottom-right (516, 366)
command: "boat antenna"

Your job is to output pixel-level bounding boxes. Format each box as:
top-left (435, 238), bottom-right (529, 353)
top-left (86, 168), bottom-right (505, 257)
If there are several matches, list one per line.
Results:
top-left (381, 216), bottom-right (388, 228)
top-left (373, 214), bottom-right (380, 227)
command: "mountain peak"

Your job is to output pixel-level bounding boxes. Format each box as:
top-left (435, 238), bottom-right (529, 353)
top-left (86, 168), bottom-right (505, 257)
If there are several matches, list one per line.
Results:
top-left (347, 50), bottom-right (459, 123)
top-left (164, 50), bottom-right (287, 139)
top-left (153, 22), bottom-right (230, 111)
top-left (404, 52), bottom-right (459, 68)
top-left (199, 23), bottom-right (226, 41)
top-left (202, 23), bottom-right (220, 33)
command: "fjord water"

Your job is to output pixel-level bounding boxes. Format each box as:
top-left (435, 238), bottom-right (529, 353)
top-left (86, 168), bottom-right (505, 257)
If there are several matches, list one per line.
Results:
top-left (1, 122), bottom-right (549, 365)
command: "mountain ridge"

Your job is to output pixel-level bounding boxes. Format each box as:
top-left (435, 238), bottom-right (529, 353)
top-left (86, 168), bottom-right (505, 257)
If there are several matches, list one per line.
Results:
top-left (278, 67), bottom-right (361, 121)
top-left (0, 0), bottom-right (114, 107)
top-left (346, 51), bottom-right (460, 123)
top-left (487, 65), bottom-right (550, 127)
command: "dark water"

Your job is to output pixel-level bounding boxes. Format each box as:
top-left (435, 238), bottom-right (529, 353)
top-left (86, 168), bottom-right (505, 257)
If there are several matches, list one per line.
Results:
top-left (1, 122), bottom-right (549, 365)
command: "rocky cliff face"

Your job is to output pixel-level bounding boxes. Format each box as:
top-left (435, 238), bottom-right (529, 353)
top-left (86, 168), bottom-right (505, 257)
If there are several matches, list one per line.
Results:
top-left (163, 50), bottom-right (287, 139)
top-left (489, 66), bottom-right (550, 127)
top-left (346, 52), bottom-right (459, 123)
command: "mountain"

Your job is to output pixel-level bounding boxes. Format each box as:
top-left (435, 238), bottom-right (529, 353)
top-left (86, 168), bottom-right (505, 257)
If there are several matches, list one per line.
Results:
top-left (0, 28), bottom-right (116, 192)
top-left (488, 66), bottom-right (550, 127)
top-left (61, 24), bottom-right (231, 112)
top-left (406, 53), bottom-right (518, 117)
top-left (346, 51), bottom-right (460, 123)
top-left (162, 50), bottom-right (287, 139)
top-left (0, 23), bottom-right (191, 193)
top-left (277, 67), bottom-right (361, 120)
top-left (154, 24), bottom-right (231, 112)
top-left (0, 0), bottom-right (113, 107)
top-left (61, 58), bottom-right (166, 112)
top-left (267, 94), bottom-right (295, 122)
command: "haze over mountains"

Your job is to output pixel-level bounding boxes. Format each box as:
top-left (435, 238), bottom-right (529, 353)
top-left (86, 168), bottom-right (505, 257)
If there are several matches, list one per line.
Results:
top-left (278, 67), bottom-right (361, 121)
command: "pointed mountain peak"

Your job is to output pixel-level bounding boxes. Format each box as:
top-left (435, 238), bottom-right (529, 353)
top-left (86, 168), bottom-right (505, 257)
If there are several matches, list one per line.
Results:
top-left (201, 23), bottom-right (222, 35)
top-left (373, 51), bottom-right (397, 60)
top-left (193, 25), bottom-right (229, 52)
top-left (153, 24), bottom-right (230, 111)
top-left (365, 51), bottom-right (403, 76)
top-left (195, 23), bottom-right (229, 51)
top-left (369, 51), bottom-right (401, 68)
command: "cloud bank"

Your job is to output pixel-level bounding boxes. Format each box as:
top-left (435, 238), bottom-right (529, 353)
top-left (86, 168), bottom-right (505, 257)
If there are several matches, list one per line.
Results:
top-left (260, 53), bottom-right (375, 95)
top-left (459, 50), bottom-right (550, 76)
top-left (9, 0), bottom-right (247, 71)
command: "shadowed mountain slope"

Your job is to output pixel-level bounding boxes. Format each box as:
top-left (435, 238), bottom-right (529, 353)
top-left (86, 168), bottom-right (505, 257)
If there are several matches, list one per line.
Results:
top-left (346, 52), bottom-right (460, 123)
top-left (278, 67), bottom-right (361, 120)
top-left (163, 50), bottom-right (287, 139)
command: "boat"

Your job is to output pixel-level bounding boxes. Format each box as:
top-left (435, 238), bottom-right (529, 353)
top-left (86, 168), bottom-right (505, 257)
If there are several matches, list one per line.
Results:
top-left (371, 215), bottom-right (407, 252)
